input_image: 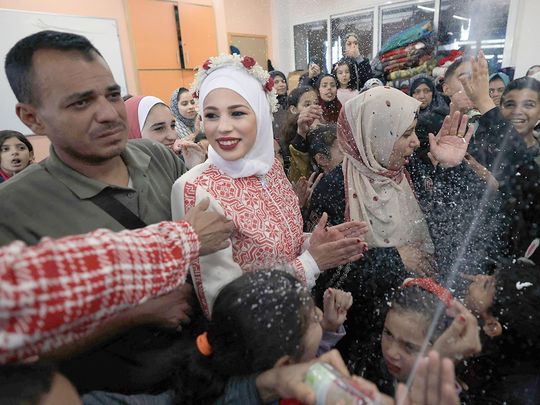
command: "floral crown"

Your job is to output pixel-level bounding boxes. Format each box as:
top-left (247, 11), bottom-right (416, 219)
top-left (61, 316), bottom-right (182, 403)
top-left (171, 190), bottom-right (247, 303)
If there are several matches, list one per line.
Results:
top-left (191, 54), bottom-right (279, 114)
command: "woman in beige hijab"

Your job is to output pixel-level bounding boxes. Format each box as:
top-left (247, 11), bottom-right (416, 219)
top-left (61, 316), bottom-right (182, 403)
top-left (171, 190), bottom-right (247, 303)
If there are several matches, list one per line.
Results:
top-left (338, 86), bottom-right (474, 275)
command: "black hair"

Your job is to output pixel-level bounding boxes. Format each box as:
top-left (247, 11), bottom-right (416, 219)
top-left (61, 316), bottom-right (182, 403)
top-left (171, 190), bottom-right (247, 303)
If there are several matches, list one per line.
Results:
top-left (270, 70), bottom-right (288, 84)
top-left (308, 123), bottom-right (337, 161)
top-left (409, 76), bottom-right (435, 97)
top-left (172, 271), bottom-right (313, 405)
top-left (287, 86), bottom-right (316, 108)
top-left (526, 65), bottom-right (540, 76)
top-left (333, 58), bottom-right (358, 90)
top-left (444, 57), bottom-right (466, 82)
top-left (316, 73), bottom-right (337, 91)
top-left (0, 362), bottom-right (56, 404)
top-left (194, 131), bottom-right (207, 144)
top-left (501, 76), bottom-right (540, 104)
top-left (390, 285), bottom-right (453, 343)
top-left (490, 261), bottom-right (540, 358)
top-left (0, 130), bottom-right (34, 154)
top-left (5, 30), bottom-right (102, 105)
top-left (176, 87), bottom-right (190, 101)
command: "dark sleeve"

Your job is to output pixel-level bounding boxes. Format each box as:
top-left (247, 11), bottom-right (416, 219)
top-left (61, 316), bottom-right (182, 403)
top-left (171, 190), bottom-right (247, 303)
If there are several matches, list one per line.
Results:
top-left (290, 133), bottom-right (309, 153)
top-left (215, 375), bottom-right (262, 405)
top-left (355, 58), bottom-right (374, 88)
top-left (306, 169), bottom-right (345, 230)
top-left (298, 73), bottom-right (319, 89)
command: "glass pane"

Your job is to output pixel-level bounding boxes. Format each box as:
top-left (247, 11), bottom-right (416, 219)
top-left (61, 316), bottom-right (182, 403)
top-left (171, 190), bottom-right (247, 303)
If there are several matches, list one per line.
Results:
top-left (380, 1), bottom-right (436, 48)
top-left (330, 11), bottom-right (374, 65)
top-left (438, 0), bottom-right (511, 71)
top-left (293, 20), bottom-right (328, 71)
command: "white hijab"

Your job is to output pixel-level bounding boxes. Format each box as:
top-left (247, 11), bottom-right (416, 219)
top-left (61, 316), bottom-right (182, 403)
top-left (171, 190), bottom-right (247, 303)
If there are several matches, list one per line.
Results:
top-left (198, 65), bottom-right (274, 178)
top-left (338, 86), bottom-right (433, 251)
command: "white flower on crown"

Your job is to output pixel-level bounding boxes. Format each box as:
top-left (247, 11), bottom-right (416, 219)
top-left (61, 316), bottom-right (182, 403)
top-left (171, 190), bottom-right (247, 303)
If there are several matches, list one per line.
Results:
top-left (191, 54), bottom-right (279, 114)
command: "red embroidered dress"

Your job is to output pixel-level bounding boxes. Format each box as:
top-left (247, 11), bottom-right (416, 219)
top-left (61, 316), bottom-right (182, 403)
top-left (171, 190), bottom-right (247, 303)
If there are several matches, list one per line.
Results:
top-left (171, 159), bottom-right (319, 316)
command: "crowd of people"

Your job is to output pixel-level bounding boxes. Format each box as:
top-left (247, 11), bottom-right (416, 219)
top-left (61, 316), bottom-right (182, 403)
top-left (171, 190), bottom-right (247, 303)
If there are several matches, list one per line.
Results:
top-left (0, 28), bottom-right (539, 405)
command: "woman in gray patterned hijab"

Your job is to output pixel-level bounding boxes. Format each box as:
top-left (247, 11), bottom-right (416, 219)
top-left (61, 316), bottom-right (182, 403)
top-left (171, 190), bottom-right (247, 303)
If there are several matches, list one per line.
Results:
top-left (170, 87), bottom-right (197, 139)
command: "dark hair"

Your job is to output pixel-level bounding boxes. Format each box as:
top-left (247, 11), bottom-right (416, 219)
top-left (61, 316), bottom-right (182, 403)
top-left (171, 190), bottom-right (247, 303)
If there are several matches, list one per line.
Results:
top-left (172, 271), bottom-right (313, 405)
top-left (333, 58), bottom-right (358, 90)
top-left (308, 123), bottom-right (337, 160)
top-left (390, 285), bottom-right (453, 343)
top-left (316, 73), bottom-right (337, 91)
top-left (409, 76), bottom-right (435, 97)
top-left (444, 57), bottom-right (466, 82)
top-left (176, 87), bottom-right (190, 101)
top-left (526, 65), bottom-right (540, 76)
top-left (194, 131), bottom-right (207, 144)
top-left (5, 30), bottom-right (102, 105)
top-left (0, 362), bottom-right (55, 404)
top-left (490, 261), bottom-right (540, 357)
top-left (270, 70), bottom-right (287, 84)
top-left (287, 86), bottom-right (316, 108)
top-left (501, 77), bottom-right (540, 104)
top-left (0, 130), bottom-right (34, 153)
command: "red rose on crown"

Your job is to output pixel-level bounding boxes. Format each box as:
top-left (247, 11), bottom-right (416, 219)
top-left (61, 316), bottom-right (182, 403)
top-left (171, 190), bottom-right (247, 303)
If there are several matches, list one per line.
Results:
top-left (202, 59), bottom-right (212, 70)
top-left (242, 56), bottom-right (256, 69)
top-left (192, 91), bottom-right (199, 99)
top-left (264, 76), bottom-right (274, 92)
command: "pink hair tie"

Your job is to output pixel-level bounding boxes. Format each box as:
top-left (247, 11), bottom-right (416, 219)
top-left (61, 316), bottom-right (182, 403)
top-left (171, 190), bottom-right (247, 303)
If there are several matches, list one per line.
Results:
top-left (401, 277), bottom-right (454, 307)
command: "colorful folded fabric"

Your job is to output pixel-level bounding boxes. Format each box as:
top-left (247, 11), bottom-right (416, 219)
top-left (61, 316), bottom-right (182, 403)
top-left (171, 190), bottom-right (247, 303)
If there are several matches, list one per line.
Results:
top-left (380, 20), bottom-right (433, 54)
top-left (380, 41), bottom-right (427, 63)
top-left (387, 59), bottom-right (437, 81)
top-left (384, 54), bottom-right (433, 74)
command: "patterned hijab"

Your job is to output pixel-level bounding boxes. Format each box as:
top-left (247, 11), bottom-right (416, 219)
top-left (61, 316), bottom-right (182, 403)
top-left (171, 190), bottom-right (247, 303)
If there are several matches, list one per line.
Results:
top-left (337, 86), bottom-right (433, 251)
top-left (170, 87), bottom-right (196, 139)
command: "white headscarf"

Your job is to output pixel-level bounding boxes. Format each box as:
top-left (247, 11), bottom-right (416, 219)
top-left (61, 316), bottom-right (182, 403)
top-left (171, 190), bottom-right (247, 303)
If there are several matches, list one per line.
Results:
top-left (198, 65), bottom-right (274, 178)
top-left (338, 86), bottom-right (433, 251)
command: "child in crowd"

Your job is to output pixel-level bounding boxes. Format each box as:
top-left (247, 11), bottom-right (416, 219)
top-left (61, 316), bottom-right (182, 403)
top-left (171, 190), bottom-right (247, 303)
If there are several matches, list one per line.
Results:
top-left (316, 74), bottom-right (342, 123)
top-left (305, 123), bottom-right (344, 230)
top-left (500, 76), bottom-right (540, 164)
top-left (170, 87), bottom-right (198, 139)
top-left (333, 57), bottom-right (359, 105)
top-left (171, 270), bottom-right (354, 404)
top-left (462, 260), bottom-right (540, 404)
top-left (0, 130), bottom-right (34, 183)
top-left (171, 54), bottom-right (367, 316)
top-left (365, 278), bottom-right (480, 398)
top-left (269, 70), bottom-right (290, 143)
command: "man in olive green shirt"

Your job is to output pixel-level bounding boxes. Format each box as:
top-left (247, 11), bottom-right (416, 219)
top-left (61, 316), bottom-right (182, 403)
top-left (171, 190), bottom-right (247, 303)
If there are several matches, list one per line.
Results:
top-left (0, 30), bottom-right (233, 394)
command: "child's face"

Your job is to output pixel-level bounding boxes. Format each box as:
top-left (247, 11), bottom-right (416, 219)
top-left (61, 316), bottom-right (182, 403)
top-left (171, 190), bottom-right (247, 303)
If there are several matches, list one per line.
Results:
top-left (293, 91), bottom-right (319, 114)
top-left (381, 308), bottom-right (429, 382)
top-left (464, 274), bottom-right (496, 318)
top-left (203, 88), bottom-right (257, 161)
top-left (336, 65), bottom-right (351, 88)
top-left (319, 77), bottom-right (338, 102)
top-left (501, 88), bottom-right (540, 137)
top-left (0, 137), bottom-right (33, 176)
top-left (300, 305), bottom-right (323, 362)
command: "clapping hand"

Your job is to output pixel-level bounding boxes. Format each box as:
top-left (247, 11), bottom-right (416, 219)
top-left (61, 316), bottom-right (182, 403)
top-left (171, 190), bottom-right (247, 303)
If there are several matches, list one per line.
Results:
top-left (428, 111), bottom-right (474, 168)
top-left (293, 172), bottom-right (324, 208)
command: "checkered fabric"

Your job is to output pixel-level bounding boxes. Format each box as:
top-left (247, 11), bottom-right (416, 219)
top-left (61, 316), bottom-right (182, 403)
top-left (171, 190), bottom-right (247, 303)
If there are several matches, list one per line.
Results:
top-left (0, 220), bottom-right (199, 363)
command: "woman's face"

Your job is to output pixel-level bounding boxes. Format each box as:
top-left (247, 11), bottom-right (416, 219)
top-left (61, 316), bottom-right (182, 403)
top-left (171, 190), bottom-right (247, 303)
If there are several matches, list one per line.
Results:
top-left (141, 104), bottom-right (178, 149)
top-left (203, 88), bottom-right (257, 161)
top-left (319, 76), bottom-right (338, 102)
top-left (336, 65), bottom-right (351, 88)
top-left (0, 137), bottom-right (34, 176)
top-left (293, 91), bottom-right (319, 114)
top-left (489, 78), bottom-right (506, 107)
top-left (381, 309), bottom-right (429, 382)
top-left (501, 88), bottom-right (540, 137)
top-left (178, 91), bottom-right (197, 119)
top-left (412, 83), bottom-right (433, 109)
top-left (273, 76), bottom-right (288, 96)
top-left (387, 120), bottom-right (420, 170)
top-left (345, 36), bottom-right (360, 58)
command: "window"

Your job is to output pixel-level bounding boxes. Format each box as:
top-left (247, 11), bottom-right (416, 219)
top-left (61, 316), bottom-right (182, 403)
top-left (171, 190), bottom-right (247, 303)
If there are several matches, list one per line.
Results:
top-left (380, 1), bottom-right (436, 48)
top-left (293, 20), bottom-right (328, 71)
top-left (330, 11), bottom-right (374, 64)
top-left (438, 0), bottom-right (511, 70)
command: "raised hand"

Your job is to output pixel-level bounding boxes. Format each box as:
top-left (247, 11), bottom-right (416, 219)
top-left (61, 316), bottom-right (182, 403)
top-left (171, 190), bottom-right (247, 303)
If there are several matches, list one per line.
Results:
top-left (308, 63), bottom-right (321, 79)
top-left (184, 198), bottom-right (234, 256)
top-left (428, 111), bottom-right (474, 168)
top-left (432, 300), bottom-right (482, 360)
top-left (293, 172), bottom-right (324, 208)
top-left (321, 288), bottom-right (353, 332)
top-left (297, 104), bottom-right (323, 138)
top-left (174, 139), bottom-right (206, 169)
top-left (459, 50), bottom-right (496, 114)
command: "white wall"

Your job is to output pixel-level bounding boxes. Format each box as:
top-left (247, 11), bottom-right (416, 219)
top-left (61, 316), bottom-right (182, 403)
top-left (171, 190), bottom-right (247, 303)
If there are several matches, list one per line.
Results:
top-left (271, 0), bottom-right (538, 77)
